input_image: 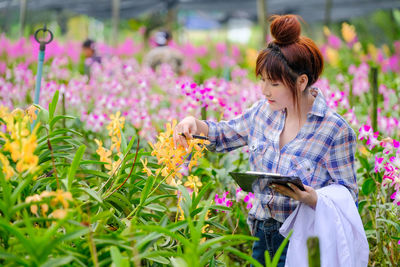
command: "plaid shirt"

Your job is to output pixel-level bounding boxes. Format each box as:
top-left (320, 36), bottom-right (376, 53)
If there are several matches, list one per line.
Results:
top-left (204, 88), bottom-right (358, 228)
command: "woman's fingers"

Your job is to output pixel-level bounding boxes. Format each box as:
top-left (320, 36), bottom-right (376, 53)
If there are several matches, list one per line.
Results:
top-left (270, 184), bottom-right (297, 199)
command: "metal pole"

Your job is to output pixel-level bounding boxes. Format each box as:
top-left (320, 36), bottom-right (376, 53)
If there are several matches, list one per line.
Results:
top-left (257, 0), bottom-right (268, 47)
top-left (19, 0), bottom-right (27, 37)
top-left (32, 26), bottom-right (53, 129)
top-left (166, 0), bottom-right (177, 33)
top-left (34, 50), bottom-right (45, 105)
top-left (112, 0), bottom-right (120, 46)
top-left (370, 67), bottom-right (378, 131)
top-left (324, 0), bottom-right (332, 26)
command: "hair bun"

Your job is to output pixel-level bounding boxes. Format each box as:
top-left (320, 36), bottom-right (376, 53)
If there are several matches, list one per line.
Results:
top-left (270, 14), bottom-right (301, 45)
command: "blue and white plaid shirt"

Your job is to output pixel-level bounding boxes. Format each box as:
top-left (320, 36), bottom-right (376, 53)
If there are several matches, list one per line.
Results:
top-left (204, 88), bottom-right (358, 228)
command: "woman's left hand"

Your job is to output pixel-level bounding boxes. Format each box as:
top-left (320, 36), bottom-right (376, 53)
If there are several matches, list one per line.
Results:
top-left (270, 183), bottom-right (318, 209)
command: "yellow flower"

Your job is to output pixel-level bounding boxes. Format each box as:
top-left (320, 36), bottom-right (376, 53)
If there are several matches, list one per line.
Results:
top-left (25, 193), bottom-right (50, 216)
top-left (108, 158), bottom-right (122, 174)
top-left (25, 194), bottom-right (41, 215)
top-left (1, 108), bottom-right (40, 175)
top-left (382, 44), bottom-right (390, 57)
top-left (246, 48), bottom-right (258, 70)
top-left (50, 209), bottom-right (67, 219)
top-left (359, 146), bottom-right (370, 156)
top-left (95, 138), bottom-right (112, 169)
top-left (326, 47), bottom-right (339, 68)
top-left (150, 120), bottom-right (209, 186)
top-left (169, 178), bottom-right (182, 187)
top-left (141, 158), bottom-right (153, 176)
top-left (0, 154), bottom-right (15, 180)
top-left (15, 134), bottom-right (39, 173)
top-left (353, 42), bottom-right (362, 53)
top-left (110, 135), bottom-right (121, 153)
top-left (107, 111), bottom-right (125, 137)
top-left (341, 22), bottom-right (357, 44)
top-left (44, 189), bottom-right (73, 209)
top-left (26, 105), bottom-right (38, 123)
top-left (184, 175), bottom-right (202, 193)
top-left (323, 26), bottom-right (331, 36)
top-left (367, 44), bottom-right (377, 61)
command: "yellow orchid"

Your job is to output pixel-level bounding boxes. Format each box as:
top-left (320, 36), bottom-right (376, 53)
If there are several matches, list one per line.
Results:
top-left (341, 22), bottom-right (357, 44)
top-left (149, 120), bottom-right (210, 186)
top-left (323, 26), bottom-right (331, 36)
top-left (49, 189), bottom-right (73, 209)
top-left (141, 158), bottom-right (153, 176)
top-left (94, 138), bottom-right (113, 171)
top-left (26, 105), bottom-right (38, 123)
top-left (0, 154), bottom-right (15, 180)
top-left (107, 111), bottom-right (125, 137)
top-left (326, 47), bottom-right (339, 67)
top-left (184, 175), bottom-right (203, 193)
top-left (50, 209), bottom-right (67, 219)
top-left (245, 48), bottom-right (258, 70)
top-left (368, 44), bottom-right (378, 61)
top-left (0, 106), bottom-right (40, 176)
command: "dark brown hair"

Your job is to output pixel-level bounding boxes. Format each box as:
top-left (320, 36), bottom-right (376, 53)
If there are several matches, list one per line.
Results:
top-left (256, 14), bottom-right (324, 114)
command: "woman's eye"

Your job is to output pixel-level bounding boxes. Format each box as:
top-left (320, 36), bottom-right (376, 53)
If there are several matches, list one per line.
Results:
top-left (272, 83), bottom-right (279, 86)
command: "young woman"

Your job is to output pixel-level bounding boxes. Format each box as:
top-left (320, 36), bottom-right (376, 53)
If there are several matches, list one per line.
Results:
top-left (173, 14), bottom-right (358, 266)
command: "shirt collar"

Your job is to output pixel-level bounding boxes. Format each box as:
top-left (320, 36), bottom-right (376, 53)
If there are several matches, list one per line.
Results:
top-left (308, 87), bottom-right (328, 118)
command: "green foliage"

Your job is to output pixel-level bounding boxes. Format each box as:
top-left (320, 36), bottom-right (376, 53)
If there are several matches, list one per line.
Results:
top-left (0, 91), bottom-right (262, 266)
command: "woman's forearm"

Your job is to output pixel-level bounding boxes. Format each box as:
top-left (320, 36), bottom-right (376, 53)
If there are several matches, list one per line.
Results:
top-left (195, 119), bottom-right (209, 137)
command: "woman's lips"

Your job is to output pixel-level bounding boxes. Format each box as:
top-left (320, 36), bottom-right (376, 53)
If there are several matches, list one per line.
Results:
top-left (267, 99), bottom-right (275, 103)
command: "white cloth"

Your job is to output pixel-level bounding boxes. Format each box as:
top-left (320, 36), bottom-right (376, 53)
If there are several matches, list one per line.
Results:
top-left (279, 184), bottom-right (369, 267)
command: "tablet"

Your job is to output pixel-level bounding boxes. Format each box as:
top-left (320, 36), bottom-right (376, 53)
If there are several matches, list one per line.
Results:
top-left (229, 171), bottom-right (305, 192)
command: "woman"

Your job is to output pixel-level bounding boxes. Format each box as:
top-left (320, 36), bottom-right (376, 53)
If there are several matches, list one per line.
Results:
top-left (173, 14), bottom-right (358, 266)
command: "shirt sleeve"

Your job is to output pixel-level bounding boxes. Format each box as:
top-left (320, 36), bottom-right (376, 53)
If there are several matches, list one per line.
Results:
top-left (326, 125), bottom-right (358, 202)
top-left (203, 100), bottom-right (263, 153)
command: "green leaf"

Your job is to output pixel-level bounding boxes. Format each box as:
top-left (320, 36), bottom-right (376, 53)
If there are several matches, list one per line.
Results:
top-left (49, 115), bottom-right (76, 129)
top-left (0, 252), bottom-right (29, 266)
top-left (34, 104), bottom-right (49, 124)
top-left (146, 255), bottom-right (170, 264)
top-left (358, 200), bottom-right (367, 214)
top-left (120, 128), bottom-right (128, 155)
top-left (376, 218), bottom-right (400, 232)
top-left (48, 90), bottom-right (60, 122)
top-left (271, 230), bottom-right (292, 266)
top-left (170, 257), bottom-right (186, 267)
top-left (192, 182), bottom-right (212, 209)
top-left (124, 136), bottom-right (136, 155)
top-left (41, 256), bottom-right (74, 267)
top-left (140, 176), bottom-right (154, 205)
top-left (67, 145), bottom-right (86, 191)
top-left (361, 178), bottom-right (376, 196)
top-left (110, 246), bottom-right (129, 267)
top-left (357, 156), bottom-right (370, 171)
top-left (224, 247), bottom-right (263, 267)
top-left (80, 187), bottom-right (103, 203)
top-left (0, 220), bottom-right (37, 258)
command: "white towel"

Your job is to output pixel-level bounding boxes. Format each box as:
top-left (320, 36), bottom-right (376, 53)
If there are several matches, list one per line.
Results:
top-left (279, 184), bottom-right (369, 267)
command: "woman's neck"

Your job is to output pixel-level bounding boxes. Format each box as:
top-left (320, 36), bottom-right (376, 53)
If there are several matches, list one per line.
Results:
top-left (285, 89), bottom-right (315, 124)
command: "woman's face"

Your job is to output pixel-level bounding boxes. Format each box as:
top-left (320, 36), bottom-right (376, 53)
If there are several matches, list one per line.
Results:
top-left (261, 78), bottom-right (294, 111)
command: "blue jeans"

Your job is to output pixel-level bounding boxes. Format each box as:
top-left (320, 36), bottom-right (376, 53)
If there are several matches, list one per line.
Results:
top-left (251, 218), bottom-right (289, 267)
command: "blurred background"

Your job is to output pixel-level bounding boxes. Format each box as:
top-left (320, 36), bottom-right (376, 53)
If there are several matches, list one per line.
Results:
top-left (1, 0), bottom-right (400, 47)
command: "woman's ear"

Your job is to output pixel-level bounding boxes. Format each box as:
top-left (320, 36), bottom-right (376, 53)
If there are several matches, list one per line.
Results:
top-left (297, 74), bottom-right (308, 92)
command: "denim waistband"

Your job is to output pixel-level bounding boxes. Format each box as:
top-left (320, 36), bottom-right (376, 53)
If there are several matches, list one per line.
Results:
top-left (255, 218), bottom-right (282, 232)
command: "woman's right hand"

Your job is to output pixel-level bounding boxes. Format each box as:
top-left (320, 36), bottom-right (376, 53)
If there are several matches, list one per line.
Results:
top-left (173, 116), bottom-right (197, 150)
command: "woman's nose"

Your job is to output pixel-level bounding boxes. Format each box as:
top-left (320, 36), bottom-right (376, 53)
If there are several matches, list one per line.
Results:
top-left (262, 84), bottom-right (271, 97)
